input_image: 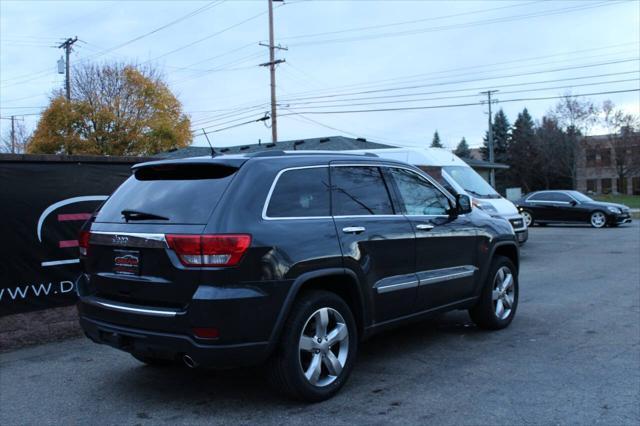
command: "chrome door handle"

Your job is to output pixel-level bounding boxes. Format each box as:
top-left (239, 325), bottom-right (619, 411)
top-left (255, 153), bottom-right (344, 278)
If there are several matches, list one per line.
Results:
top-left (342, 226), bottom-right (366, 234)
top-left (416, 224), bottom-right (435, 231)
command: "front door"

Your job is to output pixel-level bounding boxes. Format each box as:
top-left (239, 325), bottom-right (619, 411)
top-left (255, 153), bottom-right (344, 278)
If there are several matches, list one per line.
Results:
top-left (384, 167), bottom-right (478, 310)
top-left (330, 164), bottom-right (418, 323)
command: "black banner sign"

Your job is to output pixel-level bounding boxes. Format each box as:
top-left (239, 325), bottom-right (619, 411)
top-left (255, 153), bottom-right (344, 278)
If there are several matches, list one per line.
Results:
top-left (0, 158), bottom-right (142, 316)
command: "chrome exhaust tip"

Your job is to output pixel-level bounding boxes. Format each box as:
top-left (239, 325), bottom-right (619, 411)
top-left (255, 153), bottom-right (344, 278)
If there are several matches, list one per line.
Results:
top-left (183, 354), bottom-right (198, 368)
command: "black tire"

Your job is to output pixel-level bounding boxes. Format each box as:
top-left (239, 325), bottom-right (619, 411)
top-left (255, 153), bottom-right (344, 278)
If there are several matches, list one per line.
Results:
top-left (131, 352), bottom-right (178, 367)
top-left (267, 290), bottom-right (358, 402)
top-left (590, 210), bottom-right (607, 228)
top-left (521, 209), bottom-right (534, 228)
top-left (469, 256), bottom-right (519, 330)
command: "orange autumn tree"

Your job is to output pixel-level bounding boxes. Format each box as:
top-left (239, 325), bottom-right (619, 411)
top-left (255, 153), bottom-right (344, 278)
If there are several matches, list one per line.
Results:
top-left (28, 63), bottom-right (191, 155)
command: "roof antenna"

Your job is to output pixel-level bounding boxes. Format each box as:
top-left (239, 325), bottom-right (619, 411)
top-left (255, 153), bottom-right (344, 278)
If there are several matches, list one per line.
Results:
top-left (202, 128), bottom-right (215, 157)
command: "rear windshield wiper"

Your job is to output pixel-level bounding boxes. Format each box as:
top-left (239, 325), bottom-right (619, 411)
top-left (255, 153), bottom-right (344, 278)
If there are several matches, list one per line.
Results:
top-left (121, 209), bottom-right (169, 221)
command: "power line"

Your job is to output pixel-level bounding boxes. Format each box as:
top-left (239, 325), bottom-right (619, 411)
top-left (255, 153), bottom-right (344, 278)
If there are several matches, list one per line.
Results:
top-left (181, 43), bottom-right (640, 125)
top-left (281, 0), bottom-right (542, 40)
top-left (142, 6), bottom-right (281, 64)
top-left (279, 58), bottom-right (640, 102)
top-left (269, 42), bottom-right (639, 101)
top-left (287, 1), bottom-right (625, 47)
top-left (0, 1), bottom-right (228, 87)
top-left (281, 77), bottom-right (639, 109)
top-left (85, 1), bottom-right (225, 61)
top-left (278, 88), bottom-right (639, 116)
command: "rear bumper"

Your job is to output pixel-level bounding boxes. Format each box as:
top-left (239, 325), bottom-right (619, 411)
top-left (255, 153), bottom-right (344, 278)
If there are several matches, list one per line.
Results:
top-left (76, 272), bottom-right (293, 368)
top-left (79, 314), bottom-right (270, 368)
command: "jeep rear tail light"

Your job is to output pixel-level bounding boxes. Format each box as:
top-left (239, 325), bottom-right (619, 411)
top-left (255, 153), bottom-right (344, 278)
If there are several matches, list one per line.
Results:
top-left (79, 230), bottom-right (91, 256)
top-left (166, 234), bottom-right (251, 267)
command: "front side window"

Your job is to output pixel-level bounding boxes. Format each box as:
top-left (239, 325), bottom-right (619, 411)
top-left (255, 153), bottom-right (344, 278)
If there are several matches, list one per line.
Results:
top-left (389, 168), bottom-right (450, 216)
top-left (266, 167), bottom-right (330, 217)
top-left (331, 166), bottom-right (393, 215)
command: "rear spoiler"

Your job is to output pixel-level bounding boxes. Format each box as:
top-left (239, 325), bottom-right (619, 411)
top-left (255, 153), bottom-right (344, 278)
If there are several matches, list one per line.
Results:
top-left (132, 157), bottom-right (247, 171)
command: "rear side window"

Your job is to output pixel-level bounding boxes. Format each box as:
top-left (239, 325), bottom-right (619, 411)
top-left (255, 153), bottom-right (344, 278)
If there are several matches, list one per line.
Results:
top-left (331, 166), bottom-right (394, 215)
top-left (266, 167), bottom-right (330, 217)
top-left (95, 164), bottom-right (237, 224)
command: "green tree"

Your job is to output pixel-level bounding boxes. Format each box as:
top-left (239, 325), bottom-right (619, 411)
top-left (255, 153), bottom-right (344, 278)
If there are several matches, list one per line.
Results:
top-left (481, 109), bottom-right (511, 192)
top-left (454, 137), bottom-right (471, 158)
top-left (430, 130), bottom-right (443, 148)
top-left (535, 116), bottom-right (571, 190)
top-left (28, 63), bottom-right (191, 155)
top-left (481, 109), bottom-right (511, 163)
top-left (507, 108), bottom-right (537, 192)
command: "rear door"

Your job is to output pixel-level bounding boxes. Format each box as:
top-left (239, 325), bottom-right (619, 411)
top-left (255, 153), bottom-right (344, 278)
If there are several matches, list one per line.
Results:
top-left (84, 162), bottom-right (239, 309)
top-left (330, 164), bottom-right (418, 323)
top-left (526, 192), bottom-right (557, 221)
top-left (384, 167), bottom-right (478, 310)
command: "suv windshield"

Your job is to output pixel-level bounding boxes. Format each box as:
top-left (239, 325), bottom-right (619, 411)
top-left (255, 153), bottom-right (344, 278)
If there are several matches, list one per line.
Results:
top-left (95, 163), bottom-right (237, 224)
top-left (442, 166), bottom-right (499, 198)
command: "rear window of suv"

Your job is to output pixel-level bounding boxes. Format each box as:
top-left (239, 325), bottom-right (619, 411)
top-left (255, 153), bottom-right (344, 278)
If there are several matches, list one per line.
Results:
top-left (266, 167), bottom-right (330, 218)
top-left (95, 163), bottom-right (237, 224)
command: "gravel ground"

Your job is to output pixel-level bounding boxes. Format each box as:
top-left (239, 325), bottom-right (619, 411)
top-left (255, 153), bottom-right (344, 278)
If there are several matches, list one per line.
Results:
top-left (1, 222), bottom-right (639, 425)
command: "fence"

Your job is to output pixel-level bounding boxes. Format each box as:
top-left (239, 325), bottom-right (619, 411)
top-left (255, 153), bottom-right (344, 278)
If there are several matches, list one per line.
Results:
top-left (0, 154), bottom-right (151, 317)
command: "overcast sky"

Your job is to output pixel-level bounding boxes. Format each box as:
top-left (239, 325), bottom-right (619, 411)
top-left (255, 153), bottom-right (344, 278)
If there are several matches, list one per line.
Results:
top-left (1, 0), bottom-right (638, 149)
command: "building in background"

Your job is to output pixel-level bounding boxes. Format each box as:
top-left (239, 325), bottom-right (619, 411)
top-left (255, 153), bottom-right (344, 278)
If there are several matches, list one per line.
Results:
top-left (576, 133), bottom-right (640, 195)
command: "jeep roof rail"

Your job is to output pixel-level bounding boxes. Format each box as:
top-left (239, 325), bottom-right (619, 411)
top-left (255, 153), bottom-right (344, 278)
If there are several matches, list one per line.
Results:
top-left (246, 150), bottom-right (379, 158)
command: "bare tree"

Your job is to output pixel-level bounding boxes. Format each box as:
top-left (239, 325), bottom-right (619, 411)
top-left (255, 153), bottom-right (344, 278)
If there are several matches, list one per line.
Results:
top-left (1, 120), bottom-right (30, 153)
top-left (601, 100), bottom-right (640, 194)
top-left (550, 93), bottom-right (600, 188)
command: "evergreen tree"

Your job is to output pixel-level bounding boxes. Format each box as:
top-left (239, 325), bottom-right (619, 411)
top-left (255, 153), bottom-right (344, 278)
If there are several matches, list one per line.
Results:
top-left (480, 109), bottom-right (511, 163)
top-left (430, 130), bottom-right (443, 148)
top-left (507, 108), bottom-right (538, 192)
top-left (535, 116), bottom-right (572, 190)
top-left (454, 137), bottom-right (471, 158)
top-left (480, 109), bottom-right (511, 193)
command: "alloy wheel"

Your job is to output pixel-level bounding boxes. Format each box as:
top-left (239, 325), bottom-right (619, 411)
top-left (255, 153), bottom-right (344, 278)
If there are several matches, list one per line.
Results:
top-left (298, 307), bottom-right (349, 387)
top-left (492, 266), bottom-right (515, 320)
top-left (521, 211), bottom-right (532, 227)
top-left (591, 211), bottom-right (606, 228)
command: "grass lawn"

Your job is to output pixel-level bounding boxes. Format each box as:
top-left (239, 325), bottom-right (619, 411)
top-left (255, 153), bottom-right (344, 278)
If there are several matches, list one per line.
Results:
top-left (593, 194), bottom-right (640, 209)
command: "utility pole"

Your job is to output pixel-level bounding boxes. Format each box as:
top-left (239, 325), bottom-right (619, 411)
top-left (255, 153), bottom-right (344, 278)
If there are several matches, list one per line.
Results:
top-left (10, 115), bottom-right (15, 154)
top-left (480, 90), bottom-right (499, 188)
top-left (259, 0), bottom-right (286, 143)
top-left (58, 37), bottom-right (78, 100)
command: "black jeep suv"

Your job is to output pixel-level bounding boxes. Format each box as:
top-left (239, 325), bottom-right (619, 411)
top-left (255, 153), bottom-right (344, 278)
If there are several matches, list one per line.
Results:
top-left (77, 151), bottom-right (520, 401)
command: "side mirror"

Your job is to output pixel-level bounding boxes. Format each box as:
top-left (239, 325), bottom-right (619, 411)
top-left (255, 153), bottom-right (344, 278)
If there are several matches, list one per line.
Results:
top-left (455, 194), bottom-right (472, 215)
top-left (569, 200), bottom-right (577, 206)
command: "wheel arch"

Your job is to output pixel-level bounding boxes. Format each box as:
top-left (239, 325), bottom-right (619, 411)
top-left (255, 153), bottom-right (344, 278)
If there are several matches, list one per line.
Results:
top-left (474, 240), bottom-right (519, 299)
top-left (492, 241), bottom-right (519, 271)
top-left (266, 268), bottom-right (368, 355)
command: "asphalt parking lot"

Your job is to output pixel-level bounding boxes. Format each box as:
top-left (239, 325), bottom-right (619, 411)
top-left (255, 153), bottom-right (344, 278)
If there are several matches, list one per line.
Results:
top-left (1, 223), bottom-right (639, 425)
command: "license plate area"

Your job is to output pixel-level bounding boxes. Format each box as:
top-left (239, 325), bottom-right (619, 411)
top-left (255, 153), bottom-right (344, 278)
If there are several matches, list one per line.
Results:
top-left (113, 249), bottom-right (140, 275)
